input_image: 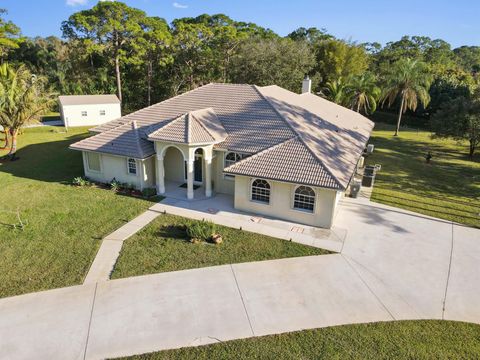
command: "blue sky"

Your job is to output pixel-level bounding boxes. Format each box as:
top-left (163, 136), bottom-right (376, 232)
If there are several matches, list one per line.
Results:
top-left (3, 0), bottom-right (479, 48)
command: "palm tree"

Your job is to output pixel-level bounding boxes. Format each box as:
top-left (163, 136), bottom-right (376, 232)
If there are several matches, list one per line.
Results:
top-left (346, 73), bottom-right (381, 114)
top-left (0, 63), bottom-right (55, 159)
top-left (321, 78), bottom-right (349, 106)
top-left (382, 58), bottom-right (432, 136)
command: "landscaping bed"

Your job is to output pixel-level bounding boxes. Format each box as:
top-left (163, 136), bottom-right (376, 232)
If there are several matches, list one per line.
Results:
top-left (111, 214), bottom-right (330, 279)
top-left (366, 124), bottom-right (480, 228)
top-left (0, 127), bottom-right (153, 298)
top-left (117, 320), bottom-right (480, 359)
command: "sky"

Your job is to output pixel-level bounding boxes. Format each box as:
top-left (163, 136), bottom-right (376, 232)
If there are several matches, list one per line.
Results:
top-left (2, 0), bottom-right (479, 48)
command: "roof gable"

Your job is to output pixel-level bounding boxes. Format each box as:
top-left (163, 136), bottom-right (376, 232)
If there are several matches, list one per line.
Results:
top-left (147, 108), bottom-right (227, 145)
top-left (224, 137), bottom-right (341, 189)
top-left (69, 120), bottom-right (154, 159)
top-left (257, 85), bottom-right (374, 188)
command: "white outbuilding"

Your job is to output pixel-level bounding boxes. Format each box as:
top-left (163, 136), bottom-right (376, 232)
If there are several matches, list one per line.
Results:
top-left (58, 94), bottom-right (121, 129)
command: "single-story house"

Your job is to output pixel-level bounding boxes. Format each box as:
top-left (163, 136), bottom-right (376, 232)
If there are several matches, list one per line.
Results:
top-left (70, 81), bottom-right (373, 228)
top-left (59, 94), bottom-right (121, 128)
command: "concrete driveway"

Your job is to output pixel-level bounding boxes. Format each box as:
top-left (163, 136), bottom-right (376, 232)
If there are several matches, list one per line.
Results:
top-left (0, 198), bottom-right (479, 359)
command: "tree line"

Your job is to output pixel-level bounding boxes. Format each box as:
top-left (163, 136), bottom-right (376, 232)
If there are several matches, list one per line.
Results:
top-left (0, 1), bottom-right (479, 158)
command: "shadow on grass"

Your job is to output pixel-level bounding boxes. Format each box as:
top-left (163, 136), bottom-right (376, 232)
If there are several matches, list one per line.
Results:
top-left (156, 224), bottom-right (189, 242)
top-left (0, 132), bottom-right (89, 183)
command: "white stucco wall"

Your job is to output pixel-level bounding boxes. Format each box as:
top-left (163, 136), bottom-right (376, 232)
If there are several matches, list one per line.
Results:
top-left (82, 151), bottom-right (154, 190)
top-left (61, 103), bottom-right (121, 128)
top-left (233, 175), bottom-right (340, 228)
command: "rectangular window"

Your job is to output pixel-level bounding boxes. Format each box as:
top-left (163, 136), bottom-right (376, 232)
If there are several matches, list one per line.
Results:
top-left (99, 110), bottom-right (106, 116)
top-left (224, 152), bottom-right (250, 179)
top-left (127, 158), bottom-right (137, 175)
top-left (87, 152), bottom-right (101, 172)
top-left (81, 111), bottom-right (87, 117)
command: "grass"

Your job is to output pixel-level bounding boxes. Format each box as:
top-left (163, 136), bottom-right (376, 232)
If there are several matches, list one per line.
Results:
top-left (118, 320), bottom-right (480, 359)
top-left (0, 126), bottom-right (153, 298)
top-left (367, 124), bottom-right (480, 228)
top-left (111, 215), bottom-right (329, 279)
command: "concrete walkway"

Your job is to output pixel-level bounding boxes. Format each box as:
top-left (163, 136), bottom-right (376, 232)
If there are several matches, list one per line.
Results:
top-left (151, 195), bottom-right (347, 252)
top-left (0, 197), bottom-right (479, 359)
top-left (83, 210), bottom-right (160, 284)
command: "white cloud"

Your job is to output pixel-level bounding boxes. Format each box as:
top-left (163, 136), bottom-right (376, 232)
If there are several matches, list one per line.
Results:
top-left (66, 0), bottom-right (88, 6)
top-left (173, 2), bottom-right (188, 9)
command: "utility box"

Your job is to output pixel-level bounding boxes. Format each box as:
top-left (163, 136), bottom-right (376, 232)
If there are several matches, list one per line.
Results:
top-left (350, 181), bottom-right (361, 198)
top-left (362, 165), bottom-right (377, 187)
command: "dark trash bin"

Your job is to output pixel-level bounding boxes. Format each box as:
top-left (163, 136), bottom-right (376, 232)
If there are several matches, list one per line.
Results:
top-left (362, 165), bottom-right (377, 187)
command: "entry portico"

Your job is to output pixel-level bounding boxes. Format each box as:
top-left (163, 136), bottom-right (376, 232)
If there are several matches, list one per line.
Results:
top-left (148, 107), bottom-right (227, 200)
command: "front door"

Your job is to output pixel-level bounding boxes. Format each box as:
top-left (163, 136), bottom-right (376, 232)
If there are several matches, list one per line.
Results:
top-left (194, 155), bottom-right (202, 182)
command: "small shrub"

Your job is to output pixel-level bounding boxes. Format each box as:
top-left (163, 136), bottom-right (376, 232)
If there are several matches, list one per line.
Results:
top-left (72, 176), bottom-right (90, 187)
top-left (142, 188), bottom-right (157, 198)
top-left (110, 179), bottom-right (122, 192)
top-left (186, 220), bottom-right (217, 242)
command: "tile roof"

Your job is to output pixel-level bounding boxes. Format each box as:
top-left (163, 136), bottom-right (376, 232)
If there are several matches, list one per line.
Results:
top-left (257, 85), bottom-right (374, 188)
top-left (70, 83), bottom-right (374, 190)
top-left (69, 121), bottom-right (154, 159)
top-left (58, 94), bottom-right (120, 106)
top-left (147, 108), bottom-right (227, 144)
top-left (224, 137), bottom-right (341, 189)
top-left (90, 84), bottom-right (295, 153)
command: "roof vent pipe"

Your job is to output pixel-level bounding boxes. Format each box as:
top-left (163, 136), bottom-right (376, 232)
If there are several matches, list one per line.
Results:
top-left (302, 75), bottom-right (312, 94)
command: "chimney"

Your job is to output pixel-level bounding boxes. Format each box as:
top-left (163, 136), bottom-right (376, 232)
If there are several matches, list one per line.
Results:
top-left (302, 75), bottom-right (311, 94)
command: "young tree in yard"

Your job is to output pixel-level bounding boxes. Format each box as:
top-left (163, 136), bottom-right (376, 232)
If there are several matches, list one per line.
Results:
top-left (61, 1), bottom-right (147, 103)
top-left (382, 58), bottom-right (432, 136)
top-left (0, 63), bottom-right (55, 159)
top-left (431, 93), bottom-right (480, 159)
top-left (345, 73), bottom-right (381, 114)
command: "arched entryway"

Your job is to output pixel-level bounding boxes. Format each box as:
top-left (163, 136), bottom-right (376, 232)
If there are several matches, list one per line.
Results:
top-left (163, 146), bottom-right (185, 183)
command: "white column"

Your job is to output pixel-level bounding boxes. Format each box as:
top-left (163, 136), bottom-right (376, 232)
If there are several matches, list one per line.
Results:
top-left (156, 156), bottom-right (165, 195)
top-left (205, 157), bottom-right (212, 197)
top-left (187, 159), bottom-right (194, 200)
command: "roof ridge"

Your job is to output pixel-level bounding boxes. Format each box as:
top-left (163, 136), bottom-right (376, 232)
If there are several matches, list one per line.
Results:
top-left (253, 85), bottom-right (343, 189)
top-left (186, 113), bottom-right (192, 143)
top-left (189, 109), bottom-right (217, 143)
top-left (131, 120), bottom-right (144, 158)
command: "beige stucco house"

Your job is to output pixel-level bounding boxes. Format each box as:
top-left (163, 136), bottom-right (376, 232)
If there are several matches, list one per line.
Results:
top-left (70, 82), bottom-right (373, 228)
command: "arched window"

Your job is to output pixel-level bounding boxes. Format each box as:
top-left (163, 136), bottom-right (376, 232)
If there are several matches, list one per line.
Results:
top-left (294, 186), bottom-right (315, 212)
top-left (127, 158), bottom-right (137, 175)
top-left (251, 179), bottom-right (270, 203)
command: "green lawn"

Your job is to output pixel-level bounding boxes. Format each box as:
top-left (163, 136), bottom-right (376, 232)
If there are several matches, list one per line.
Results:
top-left (118, 320), bottom-right (480, 359)
top-left (367, 124), bottom-right (480, 228)
top-left (111, 214), bottom-right (329, 279)
top-left (0, 127), bottom-right (153, 298)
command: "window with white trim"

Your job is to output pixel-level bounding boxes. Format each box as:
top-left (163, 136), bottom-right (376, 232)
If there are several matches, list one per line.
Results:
top-left (86, 152), bottom-right (101, 172)
top-left (99, 110), bottom-right (106, 116)
top-left (81, 111), bottom-right (87, 117)
top-left (251, 179), bottom-right (270, 204)
top-left (224, 152), bottom-right (249, 179)
top-left (127, 158), bottom-right (137, 175)
top-left (294, 186), bottom-right (315, 212)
